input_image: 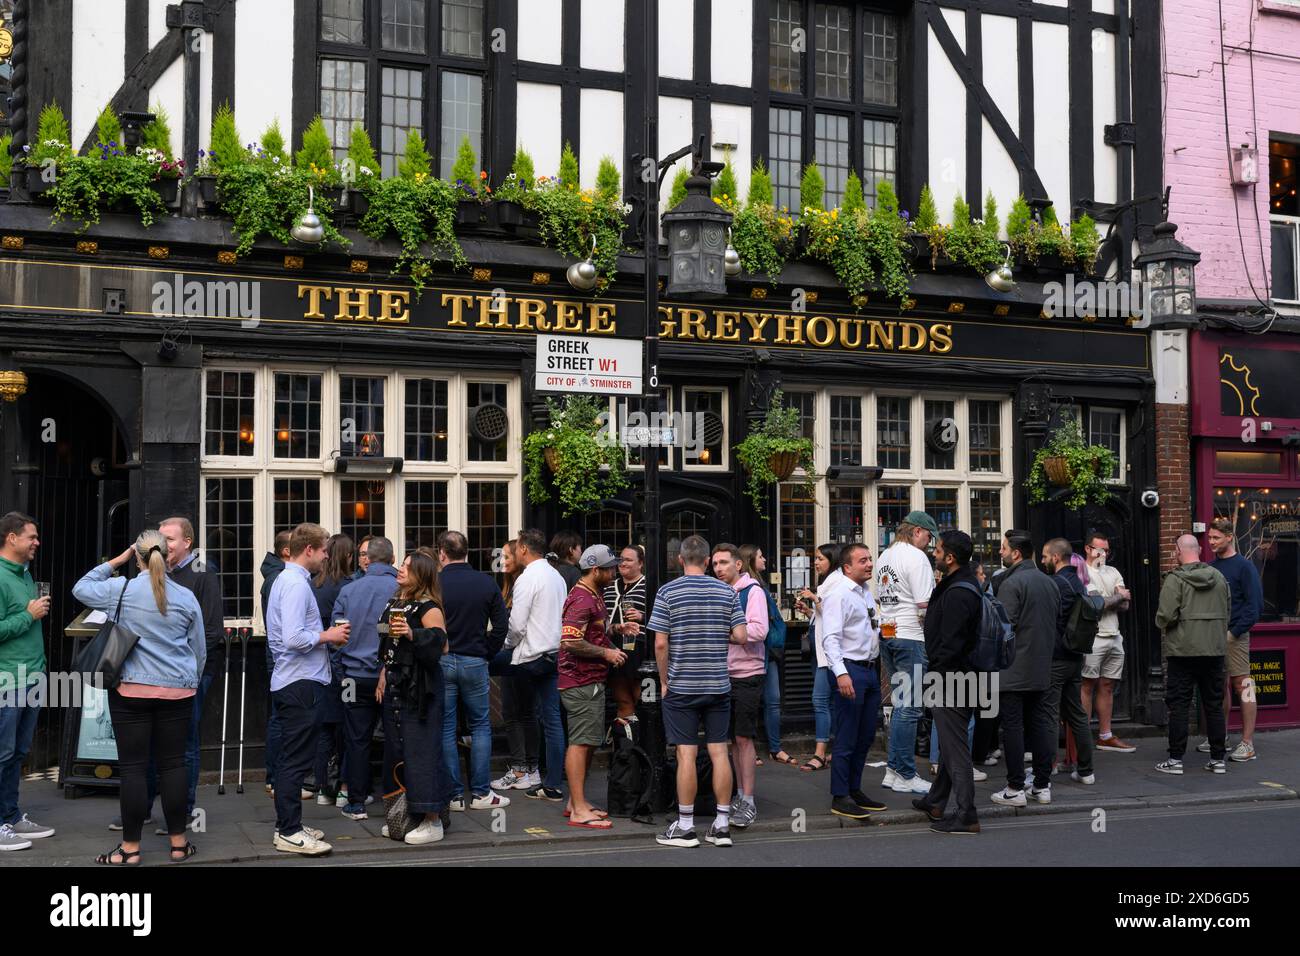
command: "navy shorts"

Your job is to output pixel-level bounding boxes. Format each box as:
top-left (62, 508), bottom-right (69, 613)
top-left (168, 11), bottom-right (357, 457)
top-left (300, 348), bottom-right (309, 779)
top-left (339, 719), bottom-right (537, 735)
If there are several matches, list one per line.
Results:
top-left (662, 692), bottom-right (732, 746)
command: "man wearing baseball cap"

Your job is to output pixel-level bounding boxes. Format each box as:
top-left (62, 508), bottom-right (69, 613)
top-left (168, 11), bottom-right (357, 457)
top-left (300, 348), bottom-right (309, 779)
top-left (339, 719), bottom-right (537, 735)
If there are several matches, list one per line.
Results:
top-left (874, 510), bottom-right (940, 794)
top-left (558, 545), bottom-right (626, 828)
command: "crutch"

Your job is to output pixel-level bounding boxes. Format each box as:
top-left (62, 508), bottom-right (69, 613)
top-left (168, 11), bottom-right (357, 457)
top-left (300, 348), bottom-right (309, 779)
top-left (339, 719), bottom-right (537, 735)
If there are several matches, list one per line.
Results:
top-left (217, 627), bottom-right (233, 794)
top-left (236, 627), bottom-right (249, 794)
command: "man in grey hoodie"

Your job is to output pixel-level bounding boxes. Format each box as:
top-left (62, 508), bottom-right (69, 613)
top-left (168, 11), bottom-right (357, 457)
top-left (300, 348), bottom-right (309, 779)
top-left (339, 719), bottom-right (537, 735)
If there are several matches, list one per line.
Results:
top-left (1155, 534), bottom-right (1230, 775)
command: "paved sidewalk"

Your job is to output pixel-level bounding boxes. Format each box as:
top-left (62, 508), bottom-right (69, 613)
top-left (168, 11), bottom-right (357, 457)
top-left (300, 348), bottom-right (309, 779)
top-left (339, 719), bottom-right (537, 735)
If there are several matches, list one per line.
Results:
top-left (6, 729), bottom-right (1297, 866)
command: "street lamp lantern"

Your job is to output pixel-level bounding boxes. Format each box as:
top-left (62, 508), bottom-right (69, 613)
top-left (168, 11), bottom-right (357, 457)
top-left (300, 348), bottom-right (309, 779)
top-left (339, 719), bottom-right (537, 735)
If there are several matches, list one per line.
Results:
top-left (1136, 220), bottom-right (1200, 321)
top-left (663, 169), bottom-right (733, 297)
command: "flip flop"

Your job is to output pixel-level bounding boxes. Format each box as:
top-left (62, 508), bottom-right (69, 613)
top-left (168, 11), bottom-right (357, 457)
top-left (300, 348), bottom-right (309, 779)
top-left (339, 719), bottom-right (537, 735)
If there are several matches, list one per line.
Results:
top-left (567, 817), bottom-right (613, 829)
top-left (563, 807), bottom-right (609, 818)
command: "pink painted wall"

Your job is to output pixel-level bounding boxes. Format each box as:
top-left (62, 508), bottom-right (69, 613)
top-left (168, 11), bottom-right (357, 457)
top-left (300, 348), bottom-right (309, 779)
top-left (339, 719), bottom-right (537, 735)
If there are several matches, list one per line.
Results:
top-left (1163, 0), bottom-right (1300, 303)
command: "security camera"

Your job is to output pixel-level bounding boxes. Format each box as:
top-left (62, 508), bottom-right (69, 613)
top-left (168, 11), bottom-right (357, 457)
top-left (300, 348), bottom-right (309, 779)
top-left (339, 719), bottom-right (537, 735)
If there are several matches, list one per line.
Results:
top-left (1140, 489), bottom-right (1160, 509)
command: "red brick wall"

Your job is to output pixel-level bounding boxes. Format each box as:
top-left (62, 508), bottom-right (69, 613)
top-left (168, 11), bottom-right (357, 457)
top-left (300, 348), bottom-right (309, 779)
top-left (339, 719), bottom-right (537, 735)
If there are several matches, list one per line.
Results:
top-left (1155, 403), bottom-right (1192, 570)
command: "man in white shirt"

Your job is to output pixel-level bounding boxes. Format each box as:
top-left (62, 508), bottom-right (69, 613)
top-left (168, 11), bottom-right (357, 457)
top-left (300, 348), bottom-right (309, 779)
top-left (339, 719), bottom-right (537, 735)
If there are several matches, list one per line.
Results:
top-left (822, 543), bottom-right (890, 820)
top-left (502, 528), bottom-right (569, 801)
top-left (1081, 531), bottom-right (1135, 752)
top-left (874, 511), bottom-right (939, 793)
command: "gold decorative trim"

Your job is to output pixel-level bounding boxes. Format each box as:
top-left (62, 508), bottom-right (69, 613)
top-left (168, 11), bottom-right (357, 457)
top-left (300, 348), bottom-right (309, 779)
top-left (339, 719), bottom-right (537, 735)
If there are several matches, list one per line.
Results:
top-left (1, 236), bottom-right (23, 251)
top-left (851, 294), bottom-right (869, 308)
top-left (750, 287), bottom-right (768, 299)
top-left (657, 280), bottom-right (664, 293)
top-left (349, 258), bottom-right (369, 273)
top-left (472, 267), bottom-right (492, 282)
top-left (147, 245), bottom-right (169, 260)
top-left (993, 304), bottom-right (1010, 316)
top-left (804, 291), bottom-right (819, 304)
top-left (1125, 315), bottom-right (1141, 326)
top-left (217, 250), bottom-right (237, 265)
top-left (1081, 313), bottom-right (1097, 324)
top-left (947, 301), bottom-right (965, 313)
top-left (284, 255), bottom-right (304, 270)
top-left (531, 271), bottom-right (551, 285)
top-left (1039, 309), bottom-right (1052, 320)
top-left (0, 369), bottom-right (29, 403)
top-left (902, 297), bottom-right (917, 311)
top-left (76, 240), bottom-right (98, 255)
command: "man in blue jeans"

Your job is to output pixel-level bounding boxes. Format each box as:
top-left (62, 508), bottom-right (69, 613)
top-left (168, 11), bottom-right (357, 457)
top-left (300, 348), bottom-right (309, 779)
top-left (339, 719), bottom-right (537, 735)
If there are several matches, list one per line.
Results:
top-left (436, 531), bottom-right (510, 810)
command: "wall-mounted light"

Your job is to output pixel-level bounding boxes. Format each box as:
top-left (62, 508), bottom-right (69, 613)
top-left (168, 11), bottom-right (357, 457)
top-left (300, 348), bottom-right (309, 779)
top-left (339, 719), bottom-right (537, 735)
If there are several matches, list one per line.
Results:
top-left (291, 185), bottom-right (325, 244)
top-left (566, 236), bottom-right (598, 291)
top-left (984, 241), bottom-right (1016, 293)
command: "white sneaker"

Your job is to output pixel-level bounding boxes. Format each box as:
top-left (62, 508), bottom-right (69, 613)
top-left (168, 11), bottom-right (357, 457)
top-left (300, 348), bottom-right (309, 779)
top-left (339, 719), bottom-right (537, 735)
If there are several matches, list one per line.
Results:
top-left (470, 791), bottom-right (511, 809)
top-left (300, 788), bottom-right (315, 800)
top-left (983, 749), bottom-right (1002, 767)
top-left (404, 819), bottom-right (445, 845)
top-left (316, 793), bottom-right (334, 806)
top-left (521, 770), bottom-right (542, 789)
top-left (381, 824), bottom-right (390, 838)
top-left (881, 768), bottom-right (899, 790)
top-left (1230, 741), bottom-right (1256, 762)
top-left (335, 792), bottom-right (348, 808)
top-left (1195, 738), bottom-right (1212, 754)
top-left (273, 829), bottom-right (332, 855)
top-left (1023, 751), bottom-right (1033, 762)
top-left (491, 768), bottom-right (528, 790)
top-left (1071, 771), bottom-right (1096, 785)
top-left (448, 796), bottom-right (467, 812)
top-left (891, 774), bottom-right (932, 794)
top-left (972, 767), bottom-right (988, 782)
top-left (991, 787), bottom-right (1027, 807)
top-left (1030, 785), bottom-right (1052, 804)
top-left (0, 824), bottom-right (33, 851)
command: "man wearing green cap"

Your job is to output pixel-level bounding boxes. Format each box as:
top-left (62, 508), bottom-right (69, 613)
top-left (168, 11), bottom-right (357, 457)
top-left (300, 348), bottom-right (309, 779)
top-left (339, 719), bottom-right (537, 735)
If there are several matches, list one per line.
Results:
top-left (874, 510), bottom-right (940, 794)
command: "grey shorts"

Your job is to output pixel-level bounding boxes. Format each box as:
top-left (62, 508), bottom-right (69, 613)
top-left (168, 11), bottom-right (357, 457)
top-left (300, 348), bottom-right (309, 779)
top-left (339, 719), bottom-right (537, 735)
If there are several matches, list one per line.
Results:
top-left (1082, 636), bottom-right (1125, 680)
top-left (561, 683), bottom-right (606, 747)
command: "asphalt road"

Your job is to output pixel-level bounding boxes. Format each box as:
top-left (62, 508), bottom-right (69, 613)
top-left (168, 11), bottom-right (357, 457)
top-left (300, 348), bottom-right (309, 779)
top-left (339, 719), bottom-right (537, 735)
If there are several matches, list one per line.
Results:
top-left (245, 800), bottom-right (1300, 868)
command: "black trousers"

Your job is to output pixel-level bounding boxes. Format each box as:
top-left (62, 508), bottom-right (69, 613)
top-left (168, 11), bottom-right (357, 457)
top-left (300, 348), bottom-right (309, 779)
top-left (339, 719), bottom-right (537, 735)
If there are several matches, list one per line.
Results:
top-left (1045, 657), bottom-right (1094, 776)
top-left (272, 679), bottom-right (323, 836)
top-left (999, 690), bottom-right (1054, 791)
top-left (925, 705), bottom-right (977, 822)
top-left (1167, 656), bottom-right (1227, 760)
top-left (108, 690), bottom-right (192, 843)
top-left (342, 677), bottom-right (381, 804)
top-left (971, 712), bottom-right (1000, 764)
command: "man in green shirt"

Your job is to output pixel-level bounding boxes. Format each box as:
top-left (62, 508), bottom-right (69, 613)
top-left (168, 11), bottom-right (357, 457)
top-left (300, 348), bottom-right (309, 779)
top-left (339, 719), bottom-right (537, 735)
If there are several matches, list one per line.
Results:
top-left (0, 512), bottom-right (55, 850)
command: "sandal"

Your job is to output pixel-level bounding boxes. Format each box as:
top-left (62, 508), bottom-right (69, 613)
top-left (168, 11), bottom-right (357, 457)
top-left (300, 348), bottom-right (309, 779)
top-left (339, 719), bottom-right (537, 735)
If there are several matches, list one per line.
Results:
top-left (800, 754), bottom-right (829, 772)
top-left (169, 842), bottom-right (198, 862)
top-left (770, 751), bottom-right (798, 766)
top-left (95, 843), bottom-right (141, 866)
top-left (754, 756), bottom-right (764, 766)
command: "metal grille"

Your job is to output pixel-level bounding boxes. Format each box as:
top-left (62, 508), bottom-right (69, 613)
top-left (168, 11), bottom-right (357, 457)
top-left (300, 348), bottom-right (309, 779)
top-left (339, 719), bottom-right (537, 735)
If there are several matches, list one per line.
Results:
top-left (404, 480), bottom-right (449, 553)
top-left (274, 372), bottom-right (322, 460)
top-left (862, 119), bottom-right (897, 207)
top-left (969, 399), bottom-right (1002, 473)
top-left (862, 11), bottom-right (899, 105)
top-left (814, 111), bottom-right (849, 207)
top-left (382, 0), bottom-right (427, 53)
top-left (768, 107), bottom-right (803, 212)
top-left (768, 0), bottom-right (804, 94)
top-left (321, 0), bottom-right (365, 44)
top-left (440, 70), bottom-right (483, 181)
top-left (381, 66), bottom-right (424, 178)
top-left (467, 382), bottom-right (508, 461)
top-left (814, 3), bottom-right (852, 101)
top-left (204, 370), bottom-right (255, 457)
top-left (320, 58), bottom-right (367, 161)
top-left (404, 377), bottom-right (448, 462)
top-left (440, 0), bottom-right (484, 57)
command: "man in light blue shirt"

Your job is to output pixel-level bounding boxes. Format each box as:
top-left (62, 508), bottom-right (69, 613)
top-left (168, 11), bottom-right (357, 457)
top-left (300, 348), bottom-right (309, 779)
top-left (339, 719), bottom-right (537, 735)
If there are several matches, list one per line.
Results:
top-left (266, 524), bottom-right (349, 856)
top-left (821, 543), bottom-right (888, 820)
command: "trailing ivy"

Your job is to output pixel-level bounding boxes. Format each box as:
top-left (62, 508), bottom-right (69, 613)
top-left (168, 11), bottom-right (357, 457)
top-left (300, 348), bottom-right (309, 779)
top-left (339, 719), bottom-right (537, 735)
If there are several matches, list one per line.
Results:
top-left (359, 173), bottom-right (464, 295)
top-left (522, 176), bottom-right (627, 289)
top-left (522, 396), bottom-right (628, 517)
top-left (733, 390), bottom-right (817, 517)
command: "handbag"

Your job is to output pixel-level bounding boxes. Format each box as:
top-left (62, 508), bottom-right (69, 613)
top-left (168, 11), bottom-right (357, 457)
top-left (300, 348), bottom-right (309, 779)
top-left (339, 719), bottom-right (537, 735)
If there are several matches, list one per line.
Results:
top-left (72, 580), bottom-right (139, 689)
top-left (383, 761), bottom-right (416, 841)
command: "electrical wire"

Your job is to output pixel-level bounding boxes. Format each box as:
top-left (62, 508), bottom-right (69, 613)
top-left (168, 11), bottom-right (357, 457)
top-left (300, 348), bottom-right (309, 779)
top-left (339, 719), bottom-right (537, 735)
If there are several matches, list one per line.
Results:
top-left (1246, 2), bottom-right (1272, 297)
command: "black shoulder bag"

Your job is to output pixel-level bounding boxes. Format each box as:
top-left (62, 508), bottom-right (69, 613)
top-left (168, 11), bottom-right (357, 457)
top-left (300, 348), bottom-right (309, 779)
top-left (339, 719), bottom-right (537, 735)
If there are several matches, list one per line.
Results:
top-left (72, 580), bottom-right (140, 689)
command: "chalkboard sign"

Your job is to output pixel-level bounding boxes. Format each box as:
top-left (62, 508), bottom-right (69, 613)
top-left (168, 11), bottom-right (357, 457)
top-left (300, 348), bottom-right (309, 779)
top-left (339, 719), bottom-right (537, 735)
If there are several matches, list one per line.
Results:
top-left (1250, 649), bottom-right (1287, 707)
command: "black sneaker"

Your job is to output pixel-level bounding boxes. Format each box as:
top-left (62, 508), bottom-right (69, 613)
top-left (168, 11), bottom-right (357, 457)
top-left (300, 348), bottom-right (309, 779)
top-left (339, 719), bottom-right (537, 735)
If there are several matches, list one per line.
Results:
top-left (525, 784), bottom-right (564, 802)
top-left (831, 795), bottom-right (871, 819)
top-left (705, 822), bottom-right (733, 847)
top-left (850, 789), bottom-right (889, 812)
top-left (911, 798), bottom-right (942, 821)
top-left (656, 820), bottom-right (700, 847)
top-left (930, 815), bottom-right (981, 835)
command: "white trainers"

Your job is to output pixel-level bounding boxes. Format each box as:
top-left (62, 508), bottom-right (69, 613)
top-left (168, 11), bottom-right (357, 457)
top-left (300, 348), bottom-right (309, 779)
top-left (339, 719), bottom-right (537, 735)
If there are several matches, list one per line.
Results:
top-left (448, 796), bottom-right (467, 812)
top-left (470, 791), bottom-right (511, 809)
top-left (1030, 785), bottom-right (1052, 804)
top-left (316, 793), bottom-right (334, 806)
top-left (300, 788), bottom-right (315, 800)
top-left (490, 768), bottom-right (528, 790)
top-left (1155, 759), bottom-right (1184, 775)
top-left (0, 823), bottom-right (33, 851)
top-left (404, 819), bottom-right (445, 845)
top-left (521, 770), bottom-right (542, 789)
top-left (11, 814), bottom-right (55, 839)
top-left (983, 749), bottom-right (1003, 767)
top-left (891, 774), bottom-right (932, 794)
top-left (273, 829), bottom-right (332, 855)
top-left (1230, 741), bottom-right (1256, 762)
top-left (972, 767), bottom-right (988, 782)
top-left (1070, 771), bottom-right (1096, 785)
top-left (881, 768), bottom-right (899, 790)
top-left (1195, 738), bottom-right (1212, 754)
top-left (991, 787), bottom-right (1027, 807)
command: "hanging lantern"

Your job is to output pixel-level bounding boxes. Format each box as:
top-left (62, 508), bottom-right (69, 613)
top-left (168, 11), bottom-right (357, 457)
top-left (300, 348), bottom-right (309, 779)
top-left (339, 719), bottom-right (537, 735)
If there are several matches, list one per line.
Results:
top-left (663, 172), bottom-right (734, 297)
top-left (1135, 220), bottom-right (1200, 321)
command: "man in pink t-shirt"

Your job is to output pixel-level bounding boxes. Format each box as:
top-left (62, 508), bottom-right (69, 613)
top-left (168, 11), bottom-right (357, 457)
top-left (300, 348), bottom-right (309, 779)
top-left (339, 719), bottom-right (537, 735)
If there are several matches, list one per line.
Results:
top-left (711, 543), bottom-right (768, 829)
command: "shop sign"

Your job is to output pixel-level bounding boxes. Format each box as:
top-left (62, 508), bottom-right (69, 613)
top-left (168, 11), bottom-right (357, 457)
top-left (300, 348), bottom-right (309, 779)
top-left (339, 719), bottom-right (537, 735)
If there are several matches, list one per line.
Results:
top-left (534, 334), bottom-right (642, 395)
top-left (1249, 649), bottom-right (1287, 706)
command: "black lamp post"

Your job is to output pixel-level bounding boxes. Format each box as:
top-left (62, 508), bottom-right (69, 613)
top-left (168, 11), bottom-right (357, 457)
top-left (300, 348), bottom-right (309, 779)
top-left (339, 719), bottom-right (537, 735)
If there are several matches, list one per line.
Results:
top-left (1135, 220), bottom-right (1201, 323)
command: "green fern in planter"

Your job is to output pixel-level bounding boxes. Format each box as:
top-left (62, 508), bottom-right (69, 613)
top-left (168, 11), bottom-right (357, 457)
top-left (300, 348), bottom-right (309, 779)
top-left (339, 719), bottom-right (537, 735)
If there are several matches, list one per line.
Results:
top-left (0, 134), bottom-right (11, 181)
top-left (32, 103), bottom-right (73, 168)
top-left (734, 390), bottom-right (818, 518)
top-left (522, 396), bottom-right (628, 517)
top-left (712, 151), bottom-right (738, 211)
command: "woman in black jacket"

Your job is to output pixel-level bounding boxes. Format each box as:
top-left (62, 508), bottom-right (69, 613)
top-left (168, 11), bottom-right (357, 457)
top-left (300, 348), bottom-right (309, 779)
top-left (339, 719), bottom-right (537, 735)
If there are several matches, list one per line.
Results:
top-left (378, 550), bottom-right (448, 845)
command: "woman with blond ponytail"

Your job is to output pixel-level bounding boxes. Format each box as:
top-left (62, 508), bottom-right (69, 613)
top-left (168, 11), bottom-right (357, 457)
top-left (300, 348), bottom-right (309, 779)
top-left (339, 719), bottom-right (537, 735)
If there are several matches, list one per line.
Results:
top-left (73, 530), bottom-right (206, 865)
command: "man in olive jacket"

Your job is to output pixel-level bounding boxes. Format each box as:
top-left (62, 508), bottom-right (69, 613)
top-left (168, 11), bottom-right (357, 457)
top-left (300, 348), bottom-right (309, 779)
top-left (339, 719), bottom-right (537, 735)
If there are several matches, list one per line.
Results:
top-left (1154, 534), bottom-right (1230, 774)
top-left (990, 530), bottom-right (1059, 806)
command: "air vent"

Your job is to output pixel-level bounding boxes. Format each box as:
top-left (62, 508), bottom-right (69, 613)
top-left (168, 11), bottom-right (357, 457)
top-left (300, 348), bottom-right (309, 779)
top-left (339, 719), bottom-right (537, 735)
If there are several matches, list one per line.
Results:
top-left (470, 403), bottom-right (509, 443)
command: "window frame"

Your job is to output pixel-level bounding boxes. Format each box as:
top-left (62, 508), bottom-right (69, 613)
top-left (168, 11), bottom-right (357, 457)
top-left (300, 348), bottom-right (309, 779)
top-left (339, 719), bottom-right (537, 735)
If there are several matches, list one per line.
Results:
top-left (680, 386), bottom-right (731, 472)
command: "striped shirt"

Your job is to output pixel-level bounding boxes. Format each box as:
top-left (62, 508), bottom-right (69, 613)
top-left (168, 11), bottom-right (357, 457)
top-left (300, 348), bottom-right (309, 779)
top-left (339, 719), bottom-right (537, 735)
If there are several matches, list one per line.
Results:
top-left (647, 574), bottom-right (745, 696)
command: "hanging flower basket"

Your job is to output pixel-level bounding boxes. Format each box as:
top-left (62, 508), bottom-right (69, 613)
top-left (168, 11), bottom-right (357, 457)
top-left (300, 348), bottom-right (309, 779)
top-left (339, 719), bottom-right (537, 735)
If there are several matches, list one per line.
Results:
top-left (543, 447), bottom-right (561, 472)
top-left (1042, 455), bottom-right (1074, 487)
top-left (1025, 415), bottom-right (1118, 510)
top-left (768, 449), bottom-right (801, 481)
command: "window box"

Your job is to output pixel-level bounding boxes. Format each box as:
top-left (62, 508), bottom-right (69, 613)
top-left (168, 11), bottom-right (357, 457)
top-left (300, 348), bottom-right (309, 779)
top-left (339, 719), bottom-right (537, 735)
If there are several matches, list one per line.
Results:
top-left (456, 198), bottom-right (486, 229)
top-left (196, 174), bottom-right (220, 210)
top-left (151, 177), bottom-right (181, 208)
top-left (26, 165), bottom-right (54, 197)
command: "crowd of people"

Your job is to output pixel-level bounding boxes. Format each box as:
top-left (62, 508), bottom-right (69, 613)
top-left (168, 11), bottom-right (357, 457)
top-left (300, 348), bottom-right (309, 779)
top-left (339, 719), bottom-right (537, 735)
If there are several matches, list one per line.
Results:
top-left (0, 504), bottom-right (1264, 855)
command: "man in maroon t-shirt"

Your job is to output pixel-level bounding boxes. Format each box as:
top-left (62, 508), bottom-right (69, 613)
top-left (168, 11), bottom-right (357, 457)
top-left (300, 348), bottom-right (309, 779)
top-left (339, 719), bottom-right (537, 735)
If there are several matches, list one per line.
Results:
top-left (559, 545), bottom-right (626, 827)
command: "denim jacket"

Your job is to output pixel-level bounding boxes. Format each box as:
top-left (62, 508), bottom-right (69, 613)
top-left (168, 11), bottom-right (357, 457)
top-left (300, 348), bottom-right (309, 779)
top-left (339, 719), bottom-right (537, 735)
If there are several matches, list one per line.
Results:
top-left (73, 563), bottom-right (206, 689)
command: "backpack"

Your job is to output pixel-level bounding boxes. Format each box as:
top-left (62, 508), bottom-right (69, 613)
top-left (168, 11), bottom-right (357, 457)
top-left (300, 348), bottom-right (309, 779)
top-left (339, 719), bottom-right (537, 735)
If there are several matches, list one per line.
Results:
top-left (953, 581), bottom-right (1016, 672)
top-left (740, 584), bottom-right (787, 655)
top-left (1064, 591), bottom-right (1100, 655)
top-left (606, 720), bottom-right (656, 824)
